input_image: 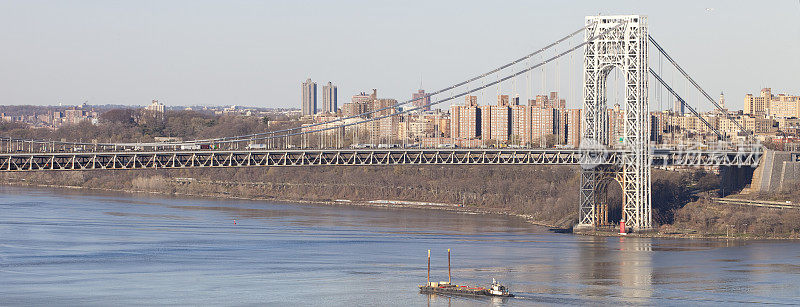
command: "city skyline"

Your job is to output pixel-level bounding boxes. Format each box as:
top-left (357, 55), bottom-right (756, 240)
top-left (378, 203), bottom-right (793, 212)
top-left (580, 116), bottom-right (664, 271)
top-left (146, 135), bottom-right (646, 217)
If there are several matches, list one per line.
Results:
top-left (1, 1), bottom-right (798, 110)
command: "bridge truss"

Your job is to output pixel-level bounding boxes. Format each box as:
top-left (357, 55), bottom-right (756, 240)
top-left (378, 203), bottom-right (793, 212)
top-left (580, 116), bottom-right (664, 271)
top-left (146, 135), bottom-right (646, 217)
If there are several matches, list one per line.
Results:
top-left (0, 149), bottom-right (761, 171)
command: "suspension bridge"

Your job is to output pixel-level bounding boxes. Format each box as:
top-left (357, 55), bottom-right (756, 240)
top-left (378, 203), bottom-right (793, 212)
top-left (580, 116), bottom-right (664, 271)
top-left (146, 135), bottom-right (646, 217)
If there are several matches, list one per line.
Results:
top-left (0, 15), bottom-right (764, 231)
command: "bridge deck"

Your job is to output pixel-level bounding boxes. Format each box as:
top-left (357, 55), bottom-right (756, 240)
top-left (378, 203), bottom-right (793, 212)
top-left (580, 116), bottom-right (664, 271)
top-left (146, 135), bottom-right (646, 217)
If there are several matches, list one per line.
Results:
top-left (0, 148), bottom-right (761, 171)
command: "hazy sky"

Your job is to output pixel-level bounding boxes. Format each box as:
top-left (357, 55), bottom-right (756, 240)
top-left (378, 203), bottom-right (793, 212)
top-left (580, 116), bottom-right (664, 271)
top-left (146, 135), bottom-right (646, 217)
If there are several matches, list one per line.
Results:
top-left (1, 0), bottom-right (798, 111)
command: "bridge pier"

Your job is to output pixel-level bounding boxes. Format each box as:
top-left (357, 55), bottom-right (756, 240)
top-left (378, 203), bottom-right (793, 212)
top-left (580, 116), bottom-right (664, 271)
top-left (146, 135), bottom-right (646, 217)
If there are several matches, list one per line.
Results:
top-left (578, 15), bottom-right (652, 232)
top-left (719, 166), bottom-right (754, 197)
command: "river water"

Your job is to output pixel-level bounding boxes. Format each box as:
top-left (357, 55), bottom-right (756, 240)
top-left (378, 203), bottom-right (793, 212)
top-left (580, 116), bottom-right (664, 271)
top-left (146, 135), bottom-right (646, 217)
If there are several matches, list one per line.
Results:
top-left (0, 186), bottom-right (798, 306)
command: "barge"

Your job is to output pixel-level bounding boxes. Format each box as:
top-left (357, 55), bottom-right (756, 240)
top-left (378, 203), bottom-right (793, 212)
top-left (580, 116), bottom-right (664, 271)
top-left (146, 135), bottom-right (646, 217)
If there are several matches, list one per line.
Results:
top-left (419, 249), bottom-right (513, 298)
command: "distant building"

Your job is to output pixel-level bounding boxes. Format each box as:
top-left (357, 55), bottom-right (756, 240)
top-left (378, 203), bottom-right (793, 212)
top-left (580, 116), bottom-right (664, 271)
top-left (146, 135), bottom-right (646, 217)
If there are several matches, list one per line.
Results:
top-left (145, 99), bottom-right (165, 113)
top-left (743, 88), bottom-right (800, 119)
top-left (62, 106), bottom-right (98, 125)
top-left (341, 92), bottom-right (371, 118)
top-left (481, 95), bottom-right (512, 143)
top-left (479, 104), bottom-right (492, 141)
top-left (338, 89), bottom-right (400, 141)
top-left (511, 104), bottom-right (530, 144)
top-left (351, 92), bottom-right (372, 104)
top-left (712, 92), bottom-right (729, 116)
top-left (369, 90), bottom-right (395, 118)
top-left (562, 109), bottom-right (581, 148)
top-left (530, 92), bottom-right (566, 109)
top-left (322, 82), bottom-right (338, 114)
top-left (450, 96), bottom-right (481, 139)
top-left (608, 103), bottom-right (625, 146)
top-left (412, 89), bottom-right (431, 112)
top-left (372, 95), bottom-right (399, 139)
top-left (769, 93), bottom-right (800, 119)
top-left (531, 107), bottom-right (558, 147)
top-left (673, 100), bottom-right (685, 116)
top-left (302, 78), bottom-right (317, 116)
top-left (741, 115), bottom-right (778, 134)
top-left (744, 88), bottom-right (769, 117)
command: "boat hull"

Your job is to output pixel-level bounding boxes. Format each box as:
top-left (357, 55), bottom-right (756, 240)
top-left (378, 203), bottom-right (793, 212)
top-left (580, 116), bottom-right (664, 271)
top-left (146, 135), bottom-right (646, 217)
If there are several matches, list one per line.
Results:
top-left (419, 286), bottom-right (514, 297)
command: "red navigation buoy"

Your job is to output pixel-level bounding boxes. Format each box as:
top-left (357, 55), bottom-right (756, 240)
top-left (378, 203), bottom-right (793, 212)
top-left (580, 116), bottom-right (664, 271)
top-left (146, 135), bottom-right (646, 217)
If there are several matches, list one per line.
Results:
top-left (233, 219), bottom-right (237, 225)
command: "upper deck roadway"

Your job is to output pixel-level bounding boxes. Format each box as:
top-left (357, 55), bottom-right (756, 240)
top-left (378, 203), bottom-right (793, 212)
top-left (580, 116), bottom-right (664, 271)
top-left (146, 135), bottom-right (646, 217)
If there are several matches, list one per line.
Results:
top-left (0, 148), bottom-right (762, 171)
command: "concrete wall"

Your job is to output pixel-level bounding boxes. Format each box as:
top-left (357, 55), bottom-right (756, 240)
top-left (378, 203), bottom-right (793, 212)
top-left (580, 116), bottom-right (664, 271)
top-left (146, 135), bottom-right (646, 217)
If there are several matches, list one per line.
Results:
top-left (719, 166), bottom-right (754, 196)
top-left (747, 150), bottom-right (800, 192)
top-left (779, 160), bottom-right (800, 191)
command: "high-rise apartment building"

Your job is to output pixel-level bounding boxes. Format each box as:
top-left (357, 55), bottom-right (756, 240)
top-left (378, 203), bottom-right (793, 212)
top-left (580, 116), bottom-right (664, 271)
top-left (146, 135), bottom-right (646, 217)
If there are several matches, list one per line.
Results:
top-left (450, 96), bottom-right (481, 139)
top-left (450, 104), bottom-right (460, 138)
top-left (479, 104), bottom-right (492, 141)
top-left (412, 89), bottom-right (431, 112)
top-left (482, 95), bottom-right (512, 142)
top-left (530, 107), bottom-right (558, 147)
top-left (302, 78), bottom-right (317, 116)
top-left (563, 109), bottom-right (581, 148)
top-left (322, 82), bottom-right (338, 114)
top-left (511, 104), bottom-right (532, 144)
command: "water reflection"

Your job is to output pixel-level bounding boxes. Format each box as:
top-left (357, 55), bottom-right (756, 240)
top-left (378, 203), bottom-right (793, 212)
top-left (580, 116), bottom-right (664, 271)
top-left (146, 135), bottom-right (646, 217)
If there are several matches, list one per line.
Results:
top-left (575, 236), bottom-right (654, 303)
top-left (423, 293), bottom-right (510, 307)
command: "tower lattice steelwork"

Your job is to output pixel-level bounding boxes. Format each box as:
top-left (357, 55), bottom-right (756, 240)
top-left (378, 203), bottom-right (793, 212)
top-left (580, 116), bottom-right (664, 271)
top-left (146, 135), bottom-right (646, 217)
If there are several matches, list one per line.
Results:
top-left (578, 15), bottom-right (652, 231)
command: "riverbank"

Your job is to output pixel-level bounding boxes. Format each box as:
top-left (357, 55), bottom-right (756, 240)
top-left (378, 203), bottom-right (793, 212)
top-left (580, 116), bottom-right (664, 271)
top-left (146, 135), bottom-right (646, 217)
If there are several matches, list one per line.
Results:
top-left (0, 166), bottom-right (582, 227)
top-left (5, 178), bottom-right (798, 241)
top-left (0, 180), bottom-right (563, 229)
top-left (8, 179), bottom-right (798, 241)
top-left (2, 165), bottom-right (798, 239)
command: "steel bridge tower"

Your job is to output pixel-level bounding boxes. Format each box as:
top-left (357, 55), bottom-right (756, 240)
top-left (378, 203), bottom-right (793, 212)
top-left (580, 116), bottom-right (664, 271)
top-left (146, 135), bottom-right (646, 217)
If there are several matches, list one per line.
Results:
top-left (578, 15), bottom-right (651, 231)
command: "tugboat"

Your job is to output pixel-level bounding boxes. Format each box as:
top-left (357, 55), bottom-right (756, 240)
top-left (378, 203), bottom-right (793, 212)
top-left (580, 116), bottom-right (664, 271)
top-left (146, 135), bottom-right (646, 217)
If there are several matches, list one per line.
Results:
top-left (418, 249), bottom-right (514, 297)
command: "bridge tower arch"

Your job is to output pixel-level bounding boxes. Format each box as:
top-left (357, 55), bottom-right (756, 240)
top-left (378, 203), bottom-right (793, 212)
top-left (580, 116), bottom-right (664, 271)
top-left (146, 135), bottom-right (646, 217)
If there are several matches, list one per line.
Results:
top-left (595, 173), bottom-right (625, 227)
top-left (578, 15), bottom-right (652, 231)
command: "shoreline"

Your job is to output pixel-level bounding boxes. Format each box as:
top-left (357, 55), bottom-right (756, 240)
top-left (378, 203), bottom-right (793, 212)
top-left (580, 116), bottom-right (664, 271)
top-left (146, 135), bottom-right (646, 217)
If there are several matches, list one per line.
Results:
top-left (0, 181), bottom-right (560, 229)
top-left (2, 181), bottom-right (797, 241)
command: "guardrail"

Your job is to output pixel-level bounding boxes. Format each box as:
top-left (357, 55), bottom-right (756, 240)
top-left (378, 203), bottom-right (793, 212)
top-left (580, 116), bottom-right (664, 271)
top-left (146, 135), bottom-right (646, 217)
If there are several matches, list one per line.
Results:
top-left (712, 197), bottom-right (800, 210)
